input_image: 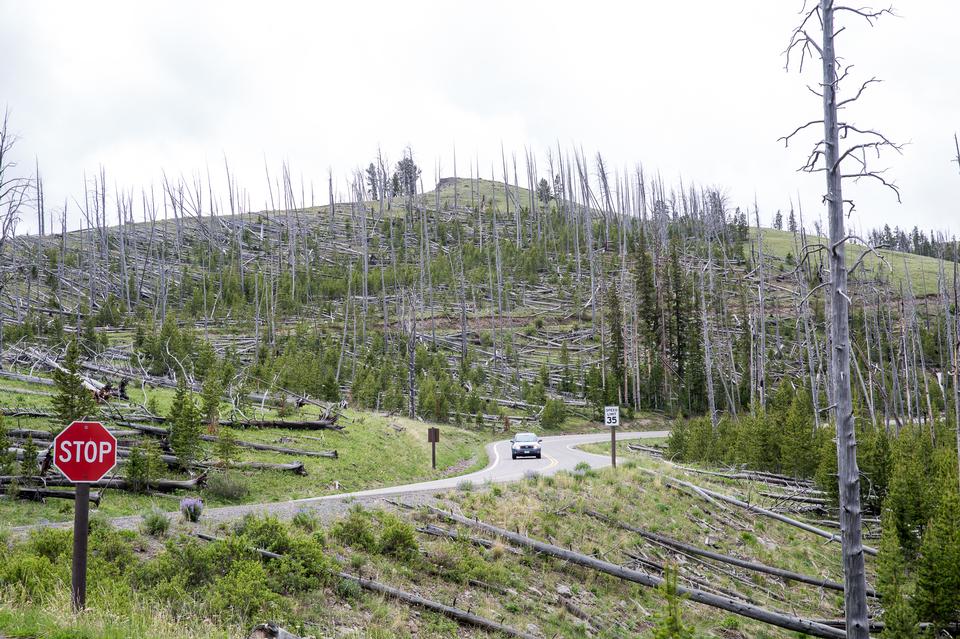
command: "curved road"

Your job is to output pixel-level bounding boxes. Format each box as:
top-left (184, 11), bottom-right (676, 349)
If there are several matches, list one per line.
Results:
top-left (11, 431), bottom-right (668, 532)
top-left (294, 430), bottom-right (669, 503)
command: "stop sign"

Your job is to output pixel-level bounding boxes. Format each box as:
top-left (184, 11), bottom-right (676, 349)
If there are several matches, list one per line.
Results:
top-left (53, 421), bottom-right (117, 483)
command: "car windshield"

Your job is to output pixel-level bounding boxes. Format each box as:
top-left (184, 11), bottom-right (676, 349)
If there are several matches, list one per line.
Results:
top-left (515, 433), bottom-right (538, 442)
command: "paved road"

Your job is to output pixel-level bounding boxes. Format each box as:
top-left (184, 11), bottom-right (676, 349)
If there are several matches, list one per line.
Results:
top-left (293, 430), bottom-right (669, 503)
top-left (10, 430), bottom-right (668, 532)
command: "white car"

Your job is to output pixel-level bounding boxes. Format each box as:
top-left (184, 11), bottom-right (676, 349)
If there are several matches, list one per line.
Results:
top-left (511, 432), bottom-right (542, 459)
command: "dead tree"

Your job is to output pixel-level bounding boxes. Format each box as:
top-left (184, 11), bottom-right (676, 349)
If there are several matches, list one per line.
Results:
top-left (0, 108), bottom-right (29, 352)
top-left (784, 4), bottom-right (901, 638)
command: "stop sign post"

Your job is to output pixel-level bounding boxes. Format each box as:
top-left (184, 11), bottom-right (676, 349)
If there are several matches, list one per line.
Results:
top-left (53, 421), bottom-right (117, 612)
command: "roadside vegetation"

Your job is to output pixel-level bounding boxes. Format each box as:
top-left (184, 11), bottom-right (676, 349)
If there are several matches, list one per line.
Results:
top-left (1, 456), bottom-right (860, 639)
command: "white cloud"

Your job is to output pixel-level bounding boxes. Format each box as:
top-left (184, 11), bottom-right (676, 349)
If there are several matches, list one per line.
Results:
top-left (1, 0), bottom-right (957, 235)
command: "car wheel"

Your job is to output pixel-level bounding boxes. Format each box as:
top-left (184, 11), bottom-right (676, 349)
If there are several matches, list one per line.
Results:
top-left (536, 453), bottom-right (542, 459)
top-left (511, 453), bottom-right (517, 460)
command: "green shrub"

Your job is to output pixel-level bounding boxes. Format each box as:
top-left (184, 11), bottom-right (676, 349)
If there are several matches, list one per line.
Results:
top-left (207, 559), bottom-right (284, 624)
top-left (331, 506), bottom-right (377, 552)
top-left (335, 576), bottom-right (363, 600)
top-left (27, 527), bottom-right (71, 562)
top-left (292, 508), bottom-right (321, 533)
top-left (541, 399), bottom-right (566, 429)
top-left (142, 510), bottom-right (171, 537)
top-left (235, 515), bottom-right (290, 554)
top-left (0, 552), bottom-right (62, 602)
top-left (377, 515), bottom-right (418, 560)
top-left (270, 535), bottom-right (336, 594)
top-left (89, 524), bottom-right (136, 566)
top-left (206, 471), bottom-right (250, 501)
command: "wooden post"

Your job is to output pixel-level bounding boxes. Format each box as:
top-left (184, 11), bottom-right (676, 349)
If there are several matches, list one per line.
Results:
top-left (428, 427), bottom-right (439, 470)
top-left (611, 424), bottom-right (616, 468)
top-left (71, 483), bottom-right (90, 612)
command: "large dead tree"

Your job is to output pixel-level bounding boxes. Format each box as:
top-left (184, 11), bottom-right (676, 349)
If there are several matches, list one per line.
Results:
top-left (784, 3), bottom-right (901, 638)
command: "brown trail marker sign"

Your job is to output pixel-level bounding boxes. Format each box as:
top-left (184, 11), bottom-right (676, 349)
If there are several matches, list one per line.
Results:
top-left (52, 421), bottom-right (117, 611)
top-left (427, 427), bottom-right (440, 469)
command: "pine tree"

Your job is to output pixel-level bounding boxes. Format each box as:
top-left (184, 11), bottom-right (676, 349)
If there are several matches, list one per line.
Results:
top-left (780, 386), bottom-right (817, 477)
top-left (200, 375), bottom-right (222, 433)
top-left (651, 565), bottom-right (694, 639)
top-left (51, 339), bottom-right (97, 426)
top-left (366, 162), bottom-right (379, 200)
top-left (559, 342), bottom-right (573, 393)
top-left (20, 434), bottom-right (39, 479)
top-left (215, 426), bottom-right (240, 467)
top-left (125, 439), bottom-right (164, 493)
top-left (0, 417), bottom-right (16, 475)
top-left (876, 508), bottom-right (918, 639)
top-left (169, 378), bottom-right (202, 468)
top-left (913, 486), bottom-right (960, 631)
top-left (605, 284), bottom-right (624, 399)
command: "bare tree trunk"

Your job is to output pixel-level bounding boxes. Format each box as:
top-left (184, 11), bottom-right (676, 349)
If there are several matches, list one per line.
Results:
top-left (700, 241), bottom-right (718, 430)
top-left (820, 6), bottom-right (869, 635)
top-left (754, 205), bottom-right (766, 410)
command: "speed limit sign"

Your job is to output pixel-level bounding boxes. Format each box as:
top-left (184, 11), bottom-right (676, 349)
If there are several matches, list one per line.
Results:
top-left (604, 405), bottom-right (620, 427)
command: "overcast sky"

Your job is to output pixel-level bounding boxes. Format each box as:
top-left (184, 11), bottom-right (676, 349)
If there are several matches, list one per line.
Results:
top-left (2, 1), bottom-right (958, 237)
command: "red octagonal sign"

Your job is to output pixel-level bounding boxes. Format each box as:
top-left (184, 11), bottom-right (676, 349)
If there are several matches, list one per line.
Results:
top-left (53, 421), bottom-right (117, 483)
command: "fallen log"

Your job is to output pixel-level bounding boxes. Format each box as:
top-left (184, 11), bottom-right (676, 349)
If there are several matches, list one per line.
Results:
top-left (8, 428), bottom-right (55, 439)
top-left (0, 409), bottom-right (55, 418)
top-left (639, 468), bottom-right (878, 556)
top-left (0, 473), bottom-right (207, 492)
top-left (117, 422), bottom-right (338, 458)
top-left (583, 509), bottom-right (875, 597)
top-left (3, 486), bottom-right (102, 505)
top-left (223, 439), bottom-right (337, 459)
top-left (194, 533), bottom-right (536, 639)
top-left (626, 443), bottom-right (665, 457)
top-left (674, 465), bottom-right (818, 490)
top-left (758, 491), bottom-right (830, 505)
top-left (417, 523), bottom-right (521, 554)
top-left (0, 370), bottom-right (55, 386)
top-left (429, 507), bottom-right (846, 639)
top-left (248, 623), bottom-right (302, 639)
top-left (218, 417), bottom-right (342, 431)
top-left (0, 385), bottom-right (54, 397)
top-left (200, 460), bottom-right (308, 475)
top-left (809, 619), bottom-right (958, 633)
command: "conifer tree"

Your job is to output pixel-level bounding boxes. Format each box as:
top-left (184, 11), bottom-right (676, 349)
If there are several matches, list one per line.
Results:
top-left (652, 565), bottom-right (694, 639)
top-left (781, 386), bottom-right (817, 477)
top-left (913, 486), bottom-right (960, 631)
top-left (0, 417), bottom-right (16, 475)
top-left (216, 426), bottom-right (240, 467)
top-left (876, 508), bottom-right (918, 639)
top-left (125, 439), bottom-right (164, 493)
top-left (51, 339), bottom-right (97, 426)
top-left (20, 434), bottom-right (39, 479)
top-left (605, 284), bottom-right (624, 399)
top-left (169, 378), bottom-right (203, 468)
top-left (200, 375), bottom-right (222, 432)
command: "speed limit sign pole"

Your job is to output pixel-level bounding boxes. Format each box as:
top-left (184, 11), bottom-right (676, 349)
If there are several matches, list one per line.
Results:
top-left (604, 406), bottom-right (619, 468)
top-left (52, 421), bottom-right (117, 612)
